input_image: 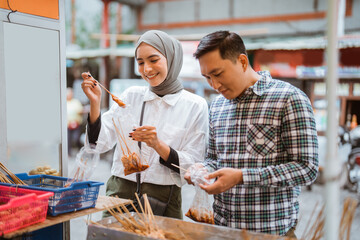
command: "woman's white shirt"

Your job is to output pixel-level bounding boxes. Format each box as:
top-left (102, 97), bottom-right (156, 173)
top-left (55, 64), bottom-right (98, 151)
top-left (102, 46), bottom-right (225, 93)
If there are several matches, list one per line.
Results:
top-left (90, 86), bottom-right (209, 187)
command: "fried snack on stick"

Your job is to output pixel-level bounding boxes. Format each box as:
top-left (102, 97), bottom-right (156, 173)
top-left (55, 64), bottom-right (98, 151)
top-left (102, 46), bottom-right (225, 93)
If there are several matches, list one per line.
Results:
top-left (81, 72), bottom-right (126, 108)
top-left (112, 118), bottom-right (149, 175)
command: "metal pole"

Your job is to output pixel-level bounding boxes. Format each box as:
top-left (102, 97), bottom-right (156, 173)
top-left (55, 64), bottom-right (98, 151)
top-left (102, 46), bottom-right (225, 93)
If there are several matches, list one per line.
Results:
top-left (324, 0), bottom-right (340, 239)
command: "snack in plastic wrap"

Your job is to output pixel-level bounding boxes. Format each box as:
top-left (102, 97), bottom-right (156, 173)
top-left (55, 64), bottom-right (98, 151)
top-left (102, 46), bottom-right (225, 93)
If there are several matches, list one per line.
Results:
top-left (65, 145), bottom-right (100, 187)
top-left (112, 107), bottom-right (149, 176)
top-left (185, 164), bottom-right (215, 224)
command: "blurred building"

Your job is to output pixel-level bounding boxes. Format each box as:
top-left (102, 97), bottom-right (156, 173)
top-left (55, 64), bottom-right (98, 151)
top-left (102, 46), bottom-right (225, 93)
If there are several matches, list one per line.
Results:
top-left (66, 0), bottom-right (360, 132)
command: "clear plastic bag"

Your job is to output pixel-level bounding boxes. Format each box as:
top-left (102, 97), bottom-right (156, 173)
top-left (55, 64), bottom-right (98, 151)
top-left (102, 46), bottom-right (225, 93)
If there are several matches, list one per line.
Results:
top-left (186, 164), bottom-right (215, 224)
top-left (112, 106), bottom-right (149, 176)
top-left (65, 145), bottom-right (100, 187)
top-left (186, 185), bottom-right (214, 224)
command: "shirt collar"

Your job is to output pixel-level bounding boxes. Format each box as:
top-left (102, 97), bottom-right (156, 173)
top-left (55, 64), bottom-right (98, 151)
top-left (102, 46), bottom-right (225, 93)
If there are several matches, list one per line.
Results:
top-left (143, 87), bottom-right (183, 106)
top-left (251, 71), bottom-right (274, 96)
top-left (229, 71), bottom-right (274, 103)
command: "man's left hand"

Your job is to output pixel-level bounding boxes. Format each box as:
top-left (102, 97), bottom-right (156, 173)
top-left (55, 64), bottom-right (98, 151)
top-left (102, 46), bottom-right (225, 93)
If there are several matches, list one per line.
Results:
top-left (200, 168), bottom-right (243, 194)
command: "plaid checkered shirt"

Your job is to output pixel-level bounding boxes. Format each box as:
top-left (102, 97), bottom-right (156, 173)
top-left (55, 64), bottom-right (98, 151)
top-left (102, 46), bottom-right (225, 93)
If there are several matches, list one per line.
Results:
top-left (204, 71), bottom-right (319, 235)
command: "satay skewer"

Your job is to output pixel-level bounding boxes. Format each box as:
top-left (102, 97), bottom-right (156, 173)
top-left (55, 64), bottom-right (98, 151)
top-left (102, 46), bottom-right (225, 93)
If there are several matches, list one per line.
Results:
top-left (170, 163), bottom-right (187, 172)
top-left (81, 72), bottom-right (126, 107)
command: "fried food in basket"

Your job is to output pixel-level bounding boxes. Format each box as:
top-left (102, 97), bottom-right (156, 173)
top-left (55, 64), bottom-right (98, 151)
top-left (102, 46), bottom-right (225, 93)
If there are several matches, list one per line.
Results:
top-left (29, 165), bottom-right (60, 176)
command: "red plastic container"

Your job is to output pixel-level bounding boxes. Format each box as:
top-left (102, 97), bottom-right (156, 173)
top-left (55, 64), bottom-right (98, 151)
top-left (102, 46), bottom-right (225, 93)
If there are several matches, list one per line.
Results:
top-left (0, 185), bottom-right (53, 235)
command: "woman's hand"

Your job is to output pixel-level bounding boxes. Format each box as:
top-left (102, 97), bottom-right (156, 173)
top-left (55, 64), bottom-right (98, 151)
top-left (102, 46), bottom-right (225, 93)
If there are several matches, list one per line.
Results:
top-left (81, 74), bottom-right (101, 104)
top-left (130, 125), bottom-right (170, 160)
top-left (130, 125), bottom-right (160, 149)
top-left (81, 72), bottom-right (101, 123)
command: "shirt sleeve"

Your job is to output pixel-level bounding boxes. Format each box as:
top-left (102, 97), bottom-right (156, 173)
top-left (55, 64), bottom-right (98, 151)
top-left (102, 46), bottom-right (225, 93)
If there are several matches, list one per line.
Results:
top-left (159, 147), bottom-right (180, 174)
top-left (242, 91), bottom-right (319, 187)
top-left (203, 112), bottom-right (218, 172)
top-left (170, 98), bottom-right (209, 186)
top-left (87, 114), bottom-right (101, 145)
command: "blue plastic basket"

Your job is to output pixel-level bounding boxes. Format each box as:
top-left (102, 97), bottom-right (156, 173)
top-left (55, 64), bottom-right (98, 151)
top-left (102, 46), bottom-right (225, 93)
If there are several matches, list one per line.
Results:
top-left (0, 173), bottom-right (103, 216)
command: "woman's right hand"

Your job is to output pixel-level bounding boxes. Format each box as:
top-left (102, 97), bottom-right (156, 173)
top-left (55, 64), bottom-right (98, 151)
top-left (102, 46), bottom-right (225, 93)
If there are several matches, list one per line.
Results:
top-left (81, 72), bottom-right (101, 123)
top-left (81, 72), bottom-right (101, 104)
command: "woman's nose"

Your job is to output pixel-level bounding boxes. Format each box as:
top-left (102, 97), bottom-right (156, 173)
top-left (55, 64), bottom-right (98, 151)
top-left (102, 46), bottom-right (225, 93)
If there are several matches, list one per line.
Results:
top-left (144, 63), bottom-right (152, 74)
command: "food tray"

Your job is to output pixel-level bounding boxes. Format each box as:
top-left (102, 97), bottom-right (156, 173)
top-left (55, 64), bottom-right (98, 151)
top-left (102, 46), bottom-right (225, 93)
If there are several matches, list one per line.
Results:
top-left (0, 173), bottom-right (103, 216)
top-left (87, 213), bottom-right (289, 240)
top-left (0, 185), bottom-right (53, 235)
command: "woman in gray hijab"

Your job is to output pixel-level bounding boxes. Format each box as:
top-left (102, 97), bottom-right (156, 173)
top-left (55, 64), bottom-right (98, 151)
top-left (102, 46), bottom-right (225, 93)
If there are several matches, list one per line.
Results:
top-left (82, 30), bottom-right (208, 219)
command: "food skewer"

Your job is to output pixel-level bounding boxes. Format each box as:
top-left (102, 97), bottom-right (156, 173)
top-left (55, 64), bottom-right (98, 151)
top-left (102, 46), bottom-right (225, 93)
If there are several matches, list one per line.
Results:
top-left (170, 163), bottom-right (187, 172)
top-left (81, 72), bottom-right (126, 108)
top-left (0, 162), bottom-right (27, 185)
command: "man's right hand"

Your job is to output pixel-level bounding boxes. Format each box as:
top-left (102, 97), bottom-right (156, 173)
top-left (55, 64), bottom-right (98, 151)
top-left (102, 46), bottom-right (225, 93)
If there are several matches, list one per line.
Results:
top-left (184, 163), bottom-right (209, 185)
top-left (200, 168), bottom-right (243, 195)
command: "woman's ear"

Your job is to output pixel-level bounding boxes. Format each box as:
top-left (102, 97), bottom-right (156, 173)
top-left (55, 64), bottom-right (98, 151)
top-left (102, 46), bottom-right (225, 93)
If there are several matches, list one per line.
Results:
top-left (238, 54), bottom-right (248, 72)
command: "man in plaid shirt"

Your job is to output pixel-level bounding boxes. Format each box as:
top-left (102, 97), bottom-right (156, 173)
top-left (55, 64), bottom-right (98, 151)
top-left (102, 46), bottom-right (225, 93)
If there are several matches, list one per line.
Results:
top-left (185, 31), bottom-right (318, 237)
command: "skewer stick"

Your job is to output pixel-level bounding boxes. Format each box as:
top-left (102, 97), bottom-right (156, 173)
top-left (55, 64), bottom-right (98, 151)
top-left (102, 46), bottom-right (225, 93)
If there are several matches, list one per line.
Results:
top-left (112, 118), bottom-right (126, 155)
top-left (0, 162), bottom-right (27, 185)
top-left (89, 76), bottom-right (112, 96)
top-left (170, 163), bottom-right (187, 172)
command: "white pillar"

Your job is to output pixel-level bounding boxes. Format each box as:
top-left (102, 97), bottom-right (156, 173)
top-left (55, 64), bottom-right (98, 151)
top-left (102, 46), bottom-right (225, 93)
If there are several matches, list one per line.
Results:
top-left (324, 0), bottom-right (340, 240)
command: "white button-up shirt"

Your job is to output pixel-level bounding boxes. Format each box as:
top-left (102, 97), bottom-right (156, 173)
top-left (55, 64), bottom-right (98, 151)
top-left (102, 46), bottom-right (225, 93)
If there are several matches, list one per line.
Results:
top-left (92, 86), bottom-right (209, 186)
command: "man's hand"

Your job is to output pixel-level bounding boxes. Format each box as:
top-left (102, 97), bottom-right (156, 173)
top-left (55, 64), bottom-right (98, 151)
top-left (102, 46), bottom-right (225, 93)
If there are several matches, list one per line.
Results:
top-left (184, 163), bottom-right (207, 185)
top-left (200, 168), bottom-right (243, 194)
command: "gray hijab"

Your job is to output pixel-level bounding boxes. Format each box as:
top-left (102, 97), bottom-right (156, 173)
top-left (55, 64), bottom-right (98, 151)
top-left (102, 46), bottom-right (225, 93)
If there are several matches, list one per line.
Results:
top-left (135, 30), bottom-right (184, 96)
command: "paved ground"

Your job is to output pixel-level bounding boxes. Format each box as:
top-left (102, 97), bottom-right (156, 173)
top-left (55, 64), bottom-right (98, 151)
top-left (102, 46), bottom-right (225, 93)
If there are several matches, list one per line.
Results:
top-left (68, 140), bottom-right (360, 239)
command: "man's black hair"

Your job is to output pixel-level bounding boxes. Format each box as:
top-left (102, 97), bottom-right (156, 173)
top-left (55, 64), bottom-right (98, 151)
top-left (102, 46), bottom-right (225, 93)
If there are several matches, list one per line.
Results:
top-left (194, 30), bottom-right (247, 63)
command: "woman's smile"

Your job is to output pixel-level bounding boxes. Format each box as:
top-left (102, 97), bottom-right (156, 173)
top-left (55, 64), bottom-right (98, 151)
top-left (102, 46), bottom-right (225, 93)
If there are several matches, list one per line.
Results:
top-left (145, 72), bottom-right (159, 80)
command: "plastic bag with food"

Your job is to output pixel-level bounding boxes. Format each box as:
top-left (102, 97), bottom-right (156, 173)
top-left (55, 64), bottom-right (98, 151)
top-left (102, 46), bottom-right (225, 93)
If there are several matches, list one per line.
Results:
top-left (65, 145), bottom-right (100, 187)
top-left (112, 105), bottom-right (149, 176)
top-left (185, 164), bottom-right (215, 224)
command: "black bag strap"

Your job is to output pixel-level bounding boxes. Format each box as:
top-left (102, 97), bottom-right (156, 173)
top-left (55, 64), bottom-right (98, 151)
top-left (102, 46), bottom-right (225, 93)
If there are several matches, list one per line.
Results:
top-left (138, 101), bottom-right (146, 150)
top-left (135, 101), bottom-right (174, 206)
top-left (166, 185), bottom-right (174, 205)
top-left (135, 101), bottom-right (146, 196)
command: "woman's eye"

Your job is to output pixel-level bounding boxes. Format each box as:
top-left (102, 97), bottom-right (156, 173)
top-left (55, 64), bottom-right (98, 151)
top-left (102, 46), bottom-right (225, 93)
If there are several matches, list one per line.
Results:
top-left (138, 62), bottom-right (144, 66)
top-left (151, 59), bottom-right (158, 63)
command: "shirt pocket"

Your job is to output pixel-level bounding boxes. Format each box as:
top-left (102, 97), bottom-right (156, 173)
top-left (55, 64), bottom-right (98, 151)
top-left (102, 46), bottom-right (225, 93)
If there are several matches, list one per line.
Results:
top-left (246, 123), bottom-right (277, 156)
top-left (160, 123), bottom-right (186, 149)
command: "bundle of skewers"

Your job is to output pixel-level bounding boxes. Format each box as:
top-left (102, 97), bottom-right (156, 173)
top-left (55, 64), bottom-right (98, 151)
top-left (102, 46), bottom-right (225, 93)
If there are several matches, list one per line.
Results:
top-left (64, 157), bottom-right (87, 188)
top-left (91, 193), bottom-right (183, 240)
top-left (112, 118), bottom-right (149, 176)
top-left (301, 197), bottom-right (358, 240)
top-left (0, 162), bottom-right (27, 185)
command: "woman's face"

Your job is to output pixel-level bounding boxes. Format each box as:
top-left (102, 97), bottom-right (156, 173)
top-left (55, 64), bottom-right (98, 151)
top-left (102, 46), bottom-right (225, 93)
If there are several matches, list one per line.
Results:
top-left (136, 43), bottom-right (168, 87)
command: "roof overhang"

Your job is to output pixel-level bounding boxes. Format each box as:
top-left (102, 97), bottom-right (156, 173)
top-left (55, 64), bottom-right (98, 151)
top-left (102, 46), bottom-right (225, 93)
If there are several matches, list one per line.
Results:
top-left (245, 32), bottom-right (360, 51)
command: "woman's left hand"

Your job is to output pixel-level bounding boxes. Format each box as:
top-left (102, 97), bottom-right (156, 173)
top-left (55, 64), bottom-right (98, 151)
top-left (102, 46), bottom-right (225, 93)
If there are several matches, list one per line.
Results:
top-left (130, 125), bottom-right (171, 160)
top-left (130, 125), bottom-right (160, 149)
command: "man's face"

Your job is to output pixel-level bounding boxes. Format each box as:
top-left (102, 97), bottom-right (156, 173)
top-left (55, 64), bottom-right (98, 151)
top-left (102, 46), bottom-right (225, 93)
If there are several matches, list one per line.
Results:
top-left (198, 49), bottom-right (247, 99)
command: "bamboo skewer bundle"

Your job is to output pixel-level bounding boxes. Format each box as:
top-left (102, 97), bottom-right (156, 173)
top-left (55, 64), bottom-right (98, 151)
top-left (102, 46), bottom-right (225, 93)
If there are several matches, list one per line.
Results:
top-left (112, 118), bottom-right (149, 176)
top-left (0, 162), bottom-right (27, 185)
top-left (301, 197), bottom-right (358, 240)
top-left (0, 171), bottom-right (15, 184)
top-left (92, 193), bottom-right (184, 240)
top-left (64, 157), bottom-right (88, 187)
